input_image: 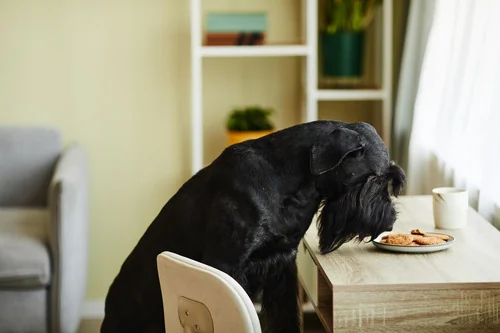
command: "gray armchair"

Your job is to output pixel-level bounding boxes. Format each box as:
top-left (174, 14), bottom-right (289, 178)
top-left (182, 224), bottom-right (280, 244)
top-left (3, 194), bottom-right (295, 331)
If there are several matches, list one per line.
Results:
top-left (0, 126), bottom-right (89, 333)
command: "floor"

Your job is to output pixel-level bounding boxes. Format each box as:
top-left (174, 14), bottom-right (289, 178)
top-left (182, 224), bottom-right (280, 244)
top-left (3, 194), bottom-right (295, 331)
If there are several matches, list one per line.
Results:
top-left (78, 312), bottom-right (327, 333)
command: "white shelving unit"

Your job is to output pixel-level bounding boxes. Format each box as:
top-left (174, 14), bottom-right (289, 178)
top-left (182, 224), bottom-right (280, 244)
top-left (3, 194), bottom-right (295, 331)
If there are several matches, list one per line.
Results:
top-left (315, 89), bottom-right (387, 101)
top-left (190, 0), bottom-right (393, 175)
top-left (201, 45), bottom-right (310, 57)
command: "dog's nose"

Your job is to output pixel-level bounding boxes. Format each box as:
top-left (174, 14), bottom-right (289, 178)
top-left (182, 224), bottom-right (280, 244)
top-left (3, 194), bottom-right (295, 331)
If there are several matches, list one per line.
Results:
top-left (385, 224), bottom-right (394, 232)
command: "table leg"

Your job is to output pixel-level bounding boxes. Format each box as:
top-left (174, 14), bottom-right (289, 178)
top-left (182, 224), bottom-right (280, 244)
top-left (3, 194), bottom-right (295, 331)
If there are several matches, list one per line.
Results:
top-left (298, 279), bottom-right (305, 333)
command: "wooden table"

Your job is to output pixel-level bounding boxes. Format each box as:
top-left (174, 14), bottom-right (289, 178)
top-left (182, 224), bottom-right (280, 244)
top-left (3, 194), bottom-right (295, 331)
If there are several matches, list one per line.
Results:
top-left (297, 195), bottom-right (500, 333)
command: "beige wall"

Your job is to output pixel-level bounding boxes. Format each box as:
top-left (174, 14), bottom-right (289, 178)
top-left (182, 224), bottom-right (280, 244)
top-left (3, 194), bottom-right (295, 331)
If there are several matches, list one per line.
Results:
top-left (0, 0), bottom-right (302, 301)
top-left (0, 0), bottom-right (407, 301)
top-left (1, 0), bottom-right (192, 300)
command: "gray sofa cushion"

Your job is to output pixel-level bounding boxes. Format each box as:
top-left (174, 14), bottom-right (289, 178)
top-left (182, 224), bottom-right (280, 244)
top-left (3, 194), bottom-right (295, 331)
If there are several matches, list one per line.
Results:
top-left (0, 289), bottom-right (48, 333)
top-left (0, 233), bottom-right (51, 288)
top-left (0, 126), bottom-right (61, 207)
top-left (0, 208), bottom-right (49, 242)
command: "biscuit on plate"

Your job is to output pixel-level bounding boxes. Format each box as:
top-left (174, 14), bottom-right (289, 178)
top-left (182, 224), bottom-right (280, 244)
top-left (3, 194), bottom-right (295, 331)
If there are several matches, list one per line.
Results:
top-left (410, 229), bottom-right (426, 236)
top-left (412, 235), bottom-right (446, 245)
top-left (385, 233), bottom-right (413, 245)
top-left (427, 233), bottom-right (450, 241)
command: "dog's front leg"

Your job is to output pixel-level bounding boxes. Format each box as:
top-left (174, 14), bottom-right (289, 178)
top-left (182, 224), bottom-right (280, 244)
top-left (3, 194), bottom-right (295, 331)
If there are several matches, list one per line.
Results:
top-left (260, 257), bottom-right (301, 333)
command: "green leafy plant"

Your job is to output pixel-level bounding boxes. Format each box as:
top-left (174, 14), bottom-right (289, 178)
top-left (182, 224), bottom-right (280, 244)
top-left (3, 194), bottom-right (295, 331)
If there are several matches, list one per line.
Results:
top-left (226, 106), bottom-right (275, 131)
top-left (324, 0), bottom-right (382, 34)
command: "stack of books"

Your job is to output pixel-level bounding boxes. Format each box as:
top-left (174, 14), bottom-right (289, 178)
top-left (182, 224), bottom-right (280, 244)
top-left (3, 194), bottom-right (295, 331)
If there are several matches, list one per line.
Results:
top-left (205, 12), bottom-right (268, 46)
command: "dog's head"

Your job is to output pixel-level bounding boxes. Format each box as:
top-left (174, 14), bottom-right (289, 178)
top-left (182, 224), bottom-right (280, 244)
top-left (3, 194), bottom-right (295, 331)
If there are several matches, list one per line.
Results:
top-left (310, 122), bottom-right (406, 254)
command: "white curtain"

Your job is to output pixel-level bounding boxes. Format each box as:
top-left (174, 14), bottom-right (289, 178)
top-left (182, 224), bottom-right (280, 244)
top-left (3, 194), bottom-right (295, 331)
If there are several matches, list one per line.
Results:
top-left (392, 0), bottom-right (435, 173)
top-left (407, 0), bottom-right (500, 229)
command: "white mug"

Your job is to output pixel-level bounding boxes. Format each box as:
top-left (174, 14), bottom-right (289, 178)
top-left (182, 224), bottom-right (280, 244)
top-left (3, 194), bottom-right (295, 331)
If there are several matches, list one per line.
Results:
top-left (432, 187), bottom-right (469, 229)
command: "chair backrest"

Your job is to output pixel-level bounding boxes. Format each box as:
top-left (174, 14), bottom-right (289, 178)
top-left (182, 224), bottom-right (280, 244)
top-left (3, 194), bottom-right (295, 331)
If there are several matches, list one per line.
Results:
top-left (157, 251), bottom-right (261, 333)
top-left (0, 126), bottom-right (61, 207)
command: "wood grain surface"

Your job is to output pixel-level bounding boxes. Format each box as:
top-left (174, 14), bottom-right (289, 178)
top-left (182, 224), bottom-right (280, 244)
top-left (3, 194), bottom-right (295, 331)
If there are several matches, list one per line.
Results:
top-left (298, 195), bottom-right (500, 332)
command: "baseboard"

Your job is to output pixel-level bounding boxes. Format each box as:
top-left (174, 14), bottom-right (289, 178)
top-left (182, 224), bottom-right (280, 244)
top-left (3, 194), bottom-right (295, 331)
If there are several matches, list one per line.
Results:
top-left (82, 300), bottom-right (105, 319)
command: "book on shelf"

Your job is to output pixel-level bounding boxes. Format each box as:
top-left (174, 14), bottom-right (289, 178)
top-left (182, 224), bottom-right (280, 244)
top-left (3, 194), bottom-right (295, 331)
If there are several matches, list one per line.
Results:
top-left (205, 32), bottom-right (265, 46)
top-left (205, 12), bottom-right (267, 46)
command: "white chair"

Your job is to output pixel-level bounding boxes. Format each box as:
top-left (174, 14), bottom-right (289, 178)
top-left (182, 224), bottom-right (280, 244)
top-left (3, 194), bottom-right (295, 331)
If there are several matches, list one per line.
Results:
top-left (157, 251), bottom-right (262, 333)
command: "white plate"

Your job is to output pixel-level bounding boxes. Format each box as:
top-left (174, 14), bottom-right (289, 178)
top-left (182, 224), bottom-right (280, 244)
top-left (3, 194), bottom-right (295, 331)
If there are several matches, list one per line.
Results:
top-left (372, 231), bottom-right (455, 253)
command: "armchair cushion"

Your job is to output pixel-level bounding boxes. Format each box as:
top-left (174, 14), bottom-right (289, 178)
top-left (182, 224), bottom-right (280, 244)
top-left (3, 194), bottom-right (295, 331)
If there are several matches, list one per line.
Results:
top-left (0, 207), bottom-right (49, 242)
top-left (0, 207), bottom-right (51, 289)
top-left (0, 233), bottom-right (51, 288)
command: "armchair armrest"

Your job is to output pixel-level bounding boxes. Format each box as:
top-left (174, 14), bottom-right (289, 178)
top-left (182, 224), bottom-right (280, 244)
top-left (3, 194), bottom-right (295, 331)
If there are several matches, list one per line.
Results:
top-left (48, 143), bottom-right (89, 333)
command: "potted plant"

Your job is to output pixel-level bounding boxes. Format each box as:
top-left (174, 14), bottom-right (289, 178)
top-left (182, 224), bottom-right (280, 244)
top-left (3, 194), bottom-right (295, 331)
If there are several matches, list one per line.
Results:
top-left (321, 0), bottom-right (382, 79)
top-left (226, 106), bottom-right (275, 146)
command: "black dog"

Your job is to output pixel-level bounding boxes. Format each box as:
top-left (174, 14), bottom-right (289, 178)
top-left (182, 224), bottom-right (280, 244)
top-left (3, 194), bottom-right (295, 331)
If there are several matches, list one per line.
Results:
top-left (101, 120), bottom-right (405, 333)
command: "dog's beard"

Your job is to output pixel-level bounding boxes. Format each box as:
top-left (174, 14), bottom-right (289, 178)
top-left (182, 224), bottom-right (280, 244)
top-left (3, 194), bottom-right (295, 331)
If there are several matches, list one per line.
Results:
top-left (317, 175), bottom-right (397, 254)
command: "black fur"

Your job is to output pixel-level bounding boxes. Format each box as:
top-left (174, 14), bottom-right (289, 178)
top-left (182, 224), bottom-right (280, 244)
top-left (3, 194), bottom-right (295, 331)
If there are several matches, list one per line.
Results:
top-left (101, 120), bottom-right (405, 333)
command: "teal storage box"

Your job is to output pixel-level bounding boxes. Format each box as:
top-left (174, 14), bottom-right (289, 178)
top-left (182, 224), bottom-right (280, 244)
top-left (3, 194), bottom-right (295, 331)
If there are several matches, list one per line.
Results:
top-left (206, 12), bottom-right (268, 33)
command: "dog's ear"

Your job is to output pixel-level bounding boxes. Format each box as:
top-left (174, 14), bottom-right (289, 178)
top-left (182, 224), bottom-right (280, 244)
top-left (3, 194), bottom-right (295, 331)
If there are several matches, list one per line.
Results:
top-left (310, 127), bottom-right (365, 175)
top-left (387, 161), bottom-right (406, 197)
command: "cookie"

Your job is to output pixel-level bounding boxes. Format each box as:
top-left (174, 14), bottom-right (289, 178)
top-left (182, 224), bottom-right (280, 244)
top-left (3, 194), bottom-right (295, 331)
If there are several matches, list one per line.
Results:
top-left (428, 234), bottom-right (450, 241)
top-left (412, 235), bottom-right (446, 245)
top-left (408, 242), bottom-right (420, 246)
top-left (410, 229), bottom-right (450, 241)
top-left (411, 229), bottom-right (426, 236)
top-left (385, 233), bottom-right (413, 245)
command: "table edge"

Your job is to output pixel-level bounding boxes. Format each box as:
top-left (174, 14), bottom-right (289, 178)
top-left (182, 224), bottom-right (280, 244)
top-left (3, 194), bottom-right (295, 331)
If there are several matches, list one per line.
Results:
top-left (333, 282), bottom-right (500, 292)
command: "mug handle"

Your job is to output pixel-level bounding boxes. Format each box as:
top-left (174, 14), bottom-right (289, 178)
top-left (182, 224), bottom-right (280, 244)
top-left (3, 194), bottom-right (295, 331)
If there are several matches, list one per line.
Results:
top-left (433, 193), bottom-right (446, 203)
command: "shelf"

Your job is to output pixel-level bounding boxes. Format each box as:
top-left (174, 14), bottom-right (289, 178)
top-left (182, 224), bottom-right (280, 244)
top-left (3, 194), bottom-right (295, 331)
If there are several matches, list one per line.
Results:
top-left (200, 45), bottom-right (309, 58)
top-left (253, 301), bottom-right (315, 313)
top-left (315, 89), bottom-right (386, 101)
top-left (190, 0), bottom-right (393, 174)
